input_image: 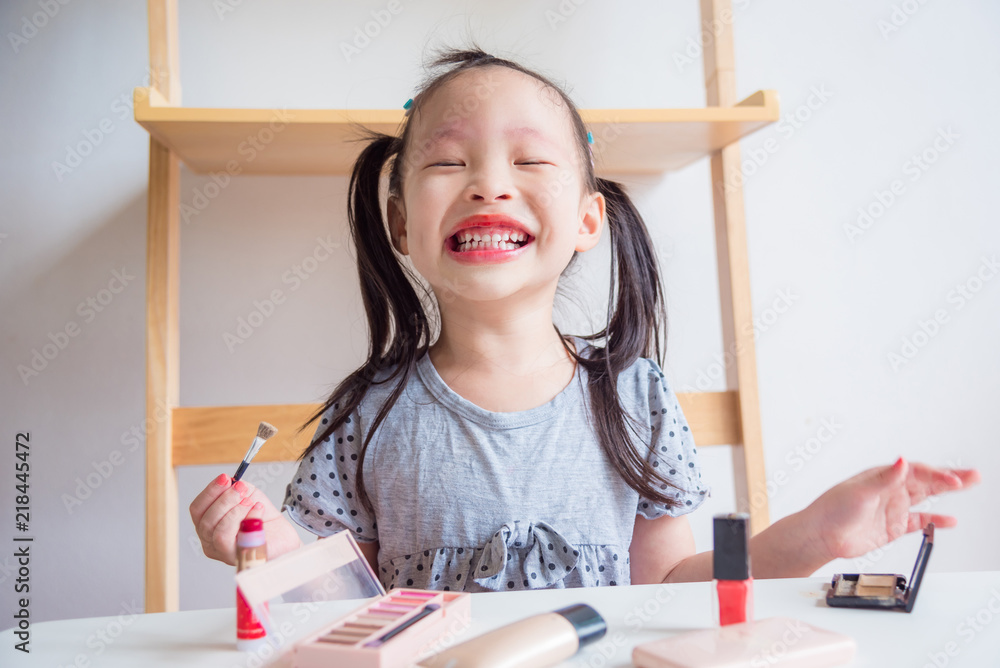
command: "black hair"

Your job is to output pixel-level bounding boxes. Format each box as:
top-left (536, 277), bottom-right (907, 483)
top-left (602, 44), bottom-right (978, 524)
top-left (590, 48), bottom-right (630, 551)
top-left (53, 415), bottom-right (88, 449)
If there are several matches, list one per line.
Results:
top-left (298, 45), bottom-right (684, 515)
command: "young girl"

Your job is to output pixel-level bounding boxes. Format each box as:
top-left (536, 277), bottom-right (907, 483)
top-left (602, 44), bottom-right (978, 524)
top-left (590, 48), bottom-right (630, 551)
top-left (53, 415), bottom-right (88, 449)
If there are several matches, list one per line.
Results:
top-left (190, 48), bottom-right (979, 592)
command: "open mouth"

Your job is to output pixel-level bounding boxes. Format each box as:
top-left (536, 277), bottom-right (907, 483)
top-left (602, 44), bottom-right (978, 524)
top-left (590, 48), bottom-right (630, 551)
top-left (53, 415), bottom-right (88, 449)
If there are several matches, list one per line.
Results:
top-left (447, 228), bottom-right (534, 253)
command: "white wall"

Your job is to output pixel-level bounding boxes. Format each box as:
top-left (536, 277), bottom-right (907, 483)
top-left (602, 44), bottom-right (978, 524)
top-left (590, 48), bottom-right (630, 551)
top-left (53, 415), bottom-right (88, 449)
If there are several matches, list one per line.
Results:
top-left (1, 0), bottom-right (997, 628)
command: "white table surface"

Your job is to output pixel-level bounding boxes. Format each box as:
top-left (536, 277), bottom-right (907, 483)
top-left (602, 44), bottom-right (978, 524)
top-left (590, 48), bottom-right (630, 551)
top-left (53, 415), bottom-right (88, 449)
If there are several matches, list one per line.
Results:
top-left (3, 572), bottom-right (999, 667)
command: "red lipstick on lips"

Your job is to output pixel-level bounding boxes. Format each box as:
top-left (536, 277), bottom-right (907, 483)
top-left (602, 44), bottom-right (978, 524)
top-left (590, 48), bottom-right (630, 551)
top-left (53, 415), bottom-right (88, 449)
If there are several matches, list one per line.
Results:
top-left (445, 214), bottom-right (534, 265)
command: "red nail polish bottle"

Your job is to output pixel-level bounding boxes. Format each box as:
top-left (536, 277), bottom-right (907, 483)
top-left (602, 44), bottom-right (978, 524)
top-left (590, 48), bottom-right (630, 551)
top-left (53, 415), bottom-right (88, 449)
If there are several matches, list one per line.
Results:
top-left (713, 513), bottom-right (753, 626)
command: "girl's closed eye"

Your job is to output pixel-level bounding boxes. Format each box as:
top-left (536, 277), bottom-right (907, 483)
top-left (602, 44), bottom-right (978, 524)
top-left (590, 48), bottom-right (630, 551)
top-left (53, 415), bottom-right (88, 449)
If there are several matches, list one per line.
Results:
top-left (423, 154), bottom-right (463, 166)
top-left (427, 159), bottom-right (553, 167)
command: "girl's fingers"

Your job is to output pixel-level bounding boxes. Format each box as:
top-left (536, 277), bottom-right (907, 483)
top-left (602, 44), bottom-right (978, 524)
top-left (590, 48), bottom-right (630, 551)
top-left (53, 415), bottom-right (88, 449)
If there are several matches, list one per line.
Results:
top-left (949, 468), bottom-right (982, 486)
top-left (244, 489), bottom-right (280, 520)
top-left (908, 512), bottom-right (957, 533)
top-left (196, 480), bottom-right (255, 541)
top-left (210, 496), bottom-right (257, 562)
top-left (907, 464), bottom-right (980, 498)
top-left (189, 473), bottom-right (232, 523)
top-left (247, 502), bottom-right (266, 520)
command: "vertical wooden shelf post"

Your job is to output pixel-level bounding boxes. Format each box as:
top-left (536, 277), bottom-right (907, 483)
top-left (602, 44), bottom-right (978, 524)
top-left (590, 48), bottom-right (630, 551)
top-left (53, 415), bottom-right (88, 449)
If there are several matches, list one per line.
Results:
top-left (701, 0), bottom-right (770, 535)
top-left (145, 0), bottom-right (181, 613)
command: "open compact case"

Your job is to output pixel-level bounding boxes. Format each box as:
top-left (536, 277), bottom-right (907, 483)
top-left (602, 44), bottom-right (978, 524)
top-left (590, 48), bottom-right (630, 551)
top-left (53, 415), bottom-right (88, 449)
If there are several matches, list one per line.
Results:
top-left (236, 531), bottom-right (471, 667)
top-left (826, 523), bottom-right (934, 612)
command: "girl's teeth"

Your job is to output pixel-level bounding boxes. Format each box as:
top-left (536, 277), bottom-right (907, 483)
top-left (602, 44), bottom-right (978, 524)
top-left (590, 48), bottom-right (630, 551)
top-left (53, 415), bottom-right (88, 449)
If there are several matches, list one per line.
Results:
top-left (455, 230), bottom-right (528, 244)
top-left (453, 229), bottom-right (532, 252)
top-left (454, 239), bottom-right (524, 252)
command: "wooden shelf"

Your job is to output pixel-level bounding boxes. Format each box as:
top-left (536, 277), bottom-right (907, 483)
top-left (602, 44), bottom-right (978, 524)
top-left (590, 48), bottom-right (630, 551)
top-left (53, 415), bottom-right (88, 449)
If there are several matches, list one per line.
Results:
top-left (169, 391), bottom-right (741, 467)
top-left (133, 88), bottom-right (779, 175)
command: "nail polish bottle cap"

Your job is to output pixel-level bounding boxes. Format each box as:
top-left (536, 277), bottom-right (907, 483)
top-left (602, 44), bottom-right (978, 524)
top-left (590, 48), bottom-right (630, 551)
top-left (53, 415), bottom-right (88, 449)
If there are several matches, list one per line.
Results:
top-left (713, 513), bottom-right (750, 580)
top-left (240, 518), bottom-right (263, 533)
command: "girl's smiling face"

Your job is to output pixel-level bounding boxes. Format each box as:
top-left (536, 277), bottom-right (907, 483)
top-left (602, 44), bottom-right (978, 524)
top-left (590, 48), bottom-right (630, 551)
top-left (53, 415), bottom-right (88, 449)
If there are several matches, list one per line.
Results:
top-left (388, 66), bottom-right (604, 306)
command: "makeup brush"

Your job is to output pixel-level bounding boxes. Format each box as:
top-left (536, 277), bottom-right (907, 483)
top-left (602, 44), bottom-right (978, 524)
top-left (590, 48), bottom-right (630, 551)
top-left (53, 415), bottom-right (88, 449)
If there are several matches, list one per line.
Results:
top-left (232, 422), bottom-right (277, 484)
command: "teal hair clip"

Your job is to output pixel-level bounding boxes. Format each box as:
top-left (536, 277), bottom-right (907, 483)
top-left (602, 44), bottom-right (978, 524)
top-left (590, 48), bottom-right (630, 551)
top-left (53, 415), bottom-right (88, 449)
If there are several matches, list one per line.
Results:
top-left (403, 98), bottom-right (414, 117)
top-left (586, 131), bottom-right (595, 168)
top-left (587, 131), bottom-right (594, 144)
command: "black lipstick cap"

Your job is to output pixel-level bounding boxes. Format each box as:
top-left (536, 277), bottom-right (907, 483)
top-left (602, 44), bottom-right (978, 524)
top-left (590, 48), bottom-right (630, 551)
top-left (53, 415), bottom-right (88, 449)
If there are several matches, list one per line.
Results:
top-left (554, 603), bottom-right (607, 647)
top-left (713, 513), bottom-right (751, 580)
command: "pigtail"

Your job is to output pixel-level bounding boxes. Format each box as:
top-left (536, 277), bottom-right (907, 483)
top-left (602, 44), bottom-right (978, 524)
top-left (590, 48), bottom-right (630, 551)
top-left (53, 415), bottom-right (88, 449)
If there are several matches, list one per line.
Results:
top-left (565, 177), bottom-right (683, 510)
top-left (298, 130), bottom-right (431, 514)
top-left (595, 178), bottom-right (666, 365)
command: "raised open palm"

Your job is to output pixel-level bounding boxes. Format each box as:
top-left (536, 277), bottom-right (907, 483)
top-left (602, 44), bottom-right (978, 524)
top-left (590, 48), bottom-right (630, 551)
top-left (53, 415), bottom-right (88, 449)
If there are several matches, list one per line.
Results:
top-left (808, 457), bottom-right (981, 561)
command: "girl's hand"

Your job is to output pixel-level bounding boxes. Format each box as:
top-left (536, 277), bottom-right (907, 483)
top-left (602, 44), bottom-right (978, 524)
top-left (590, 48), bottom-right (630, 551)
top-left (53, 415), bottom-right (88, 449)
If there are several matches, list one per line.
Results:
top-left (805, 458), bottom-right (981, 562)
top-left (189, 473), bottom-right (302, 566)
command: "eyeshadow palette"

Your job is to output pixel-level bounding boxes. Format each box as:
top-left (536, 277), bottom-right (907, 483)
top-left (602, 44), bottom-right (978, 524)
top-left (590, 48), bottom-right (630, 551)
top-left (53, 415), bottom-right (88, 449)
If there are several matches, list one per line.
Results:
top-left (236, 532), bottom-right (471, 668)
top-left (826, 523), bottom-right (934, 612)
top-left (295, 589), bottom-right (470, 667)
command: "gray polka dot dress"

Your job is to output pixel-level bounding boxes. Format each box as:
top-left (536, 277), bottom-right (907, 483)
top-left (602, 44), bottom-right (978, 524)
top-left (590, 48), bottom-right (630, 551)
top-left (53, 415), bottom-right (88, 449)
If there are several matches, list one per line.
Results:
top-left (282, 336), bottom-right (710, 592)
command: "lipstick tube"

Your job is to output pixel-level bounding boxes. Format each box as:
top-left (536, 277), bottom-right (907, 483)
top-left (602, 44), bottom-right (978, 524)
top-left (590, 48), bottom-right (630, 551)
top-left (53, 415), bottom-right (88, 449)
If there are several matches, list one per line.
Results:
top-left (713, 513), bottom-right (753, 626)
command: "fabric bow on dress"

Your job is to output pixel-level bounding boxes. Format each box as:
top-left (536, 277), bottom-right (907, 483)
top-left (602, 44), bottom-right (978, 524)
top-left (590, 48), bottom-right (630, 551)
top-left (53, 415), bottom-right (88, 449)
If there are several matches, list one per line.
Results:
top-left (472, 519), bottom-right (579, 591)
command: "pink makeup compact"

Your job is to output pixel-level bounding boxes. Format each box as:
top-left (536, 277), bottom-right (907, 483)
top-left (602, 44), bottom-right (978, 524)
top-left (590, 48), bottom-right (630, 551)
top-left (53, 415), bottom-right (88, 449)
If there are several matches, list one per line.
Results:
top-left (236, 532), bottom-right (471, 668)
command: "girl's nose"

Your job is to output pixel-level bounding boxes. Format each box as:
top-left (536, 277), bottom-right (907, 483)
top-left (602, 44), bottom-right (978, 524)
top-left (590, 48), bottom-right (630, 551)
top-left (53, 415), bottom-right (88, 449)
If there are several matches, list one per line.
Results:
top-left (465, 164), bottom-right (513, 202)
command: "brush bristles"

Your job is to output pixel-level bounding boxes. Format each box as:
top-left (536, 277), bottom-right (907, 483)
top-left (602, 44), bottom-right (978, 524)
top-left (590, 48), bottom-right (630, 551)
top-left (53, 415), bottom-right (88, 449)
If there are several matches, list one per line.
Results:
top-left (257, 421), bottom-right (277, 440)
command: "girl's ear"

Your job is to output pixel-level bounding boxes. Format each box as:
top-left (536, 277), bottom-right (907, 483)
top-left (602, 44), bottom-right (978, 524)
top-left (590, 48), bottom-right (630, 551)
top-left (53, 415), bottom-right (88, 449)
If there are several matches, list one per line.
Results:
top-left (575, 190), bottom-right (605, 253)
top-left (387, 195), bottom-right (409, 255)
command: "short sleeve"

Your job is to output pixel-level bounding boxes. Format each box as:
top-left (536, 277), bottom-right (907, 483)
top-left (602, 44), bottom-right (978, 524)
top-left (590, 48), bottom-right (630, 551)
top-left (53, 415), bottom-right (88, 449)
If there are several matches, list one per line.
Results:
top-left (281, 403), bottom-right (378, 542)
top-left (636, 359), bottom-right (711, 520)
